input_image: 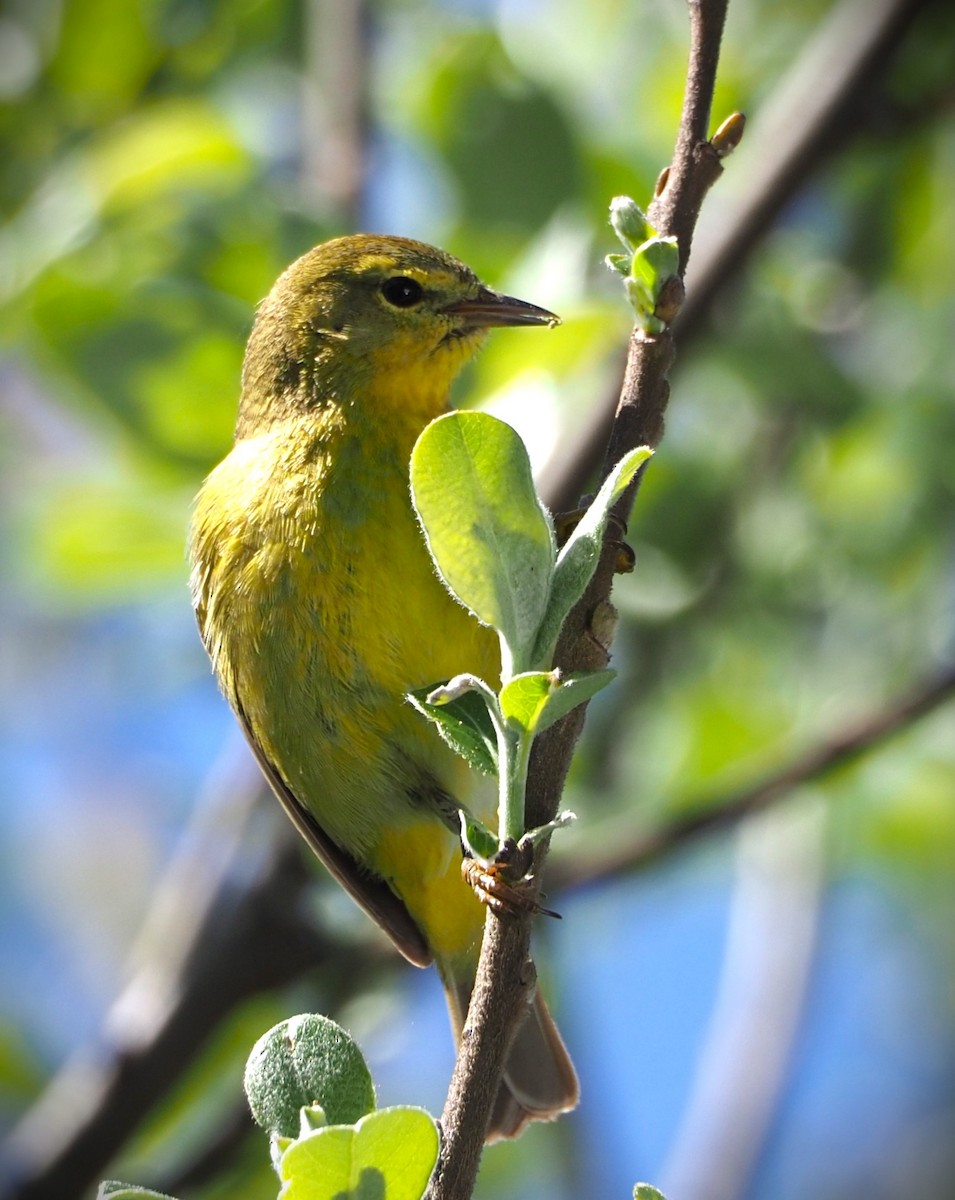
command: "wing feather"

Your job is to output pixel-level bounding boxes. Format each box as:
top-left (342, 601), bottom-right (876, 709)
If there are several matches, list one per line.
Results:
top-left (233, 695), bottom-right (433, 968)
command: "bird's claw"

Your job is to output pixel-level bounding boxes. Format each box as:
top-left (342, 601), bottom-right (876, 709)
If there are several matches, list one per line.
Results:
top-left (554, 505), bottom-right (635, 574)
top-left (462, 842), bottom-right (560, 920)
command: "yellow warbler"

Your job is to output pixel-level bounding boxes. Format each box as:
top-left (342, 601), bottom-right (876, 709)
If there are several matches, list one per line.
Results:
top-left (189, 235), bottom-right (578, 1139)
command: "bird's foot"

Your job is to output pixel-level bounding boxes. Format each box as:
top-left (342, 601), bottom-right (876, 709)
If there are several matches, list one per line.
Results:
top-left (462, 839), bottom-right (560, 920)
top-left (554, 505), bottom-right (635, 573)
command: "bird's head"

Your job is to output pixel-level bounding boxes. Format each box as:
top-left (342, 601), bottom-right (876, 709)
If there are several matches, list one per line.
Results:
top-left (237, 234), bottom-right (558, 437)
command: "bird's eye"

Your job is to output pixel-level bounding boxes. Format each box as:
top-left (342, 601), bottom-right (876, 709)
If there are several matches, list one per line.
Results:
top-left (381, 276), bottom-right (424, 308)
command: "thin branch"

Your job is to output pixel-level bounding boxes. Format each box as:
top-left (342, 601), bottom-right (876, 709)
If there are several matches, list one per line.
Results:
top-left (650, 0), bottom-right (730, 274)
top-left (428, 5), bottom-right (731, 1197)
top-left (538, 0), bottom-right (929, 516)
top-left (677, 0), bottom-right (929, 342)
top-left (553, 661), bottom-right (955, 891)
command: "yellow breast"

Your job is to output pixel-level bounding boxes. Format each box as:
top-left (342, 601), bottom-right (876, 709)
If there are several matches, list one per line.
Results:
top-left (190, 404), bottom-right (499, 866)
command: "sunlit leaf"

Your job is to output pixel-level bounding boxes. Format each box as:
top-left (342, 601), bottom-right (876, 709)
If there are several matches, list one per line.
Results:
top-left (532, 446), bottom-right (651, 664)
top-left (411, 411), bottom-right (555, 674)
top-left (500, 669), bottom-right (616, 737)
top-left (280, 1108), bottom-right (439, 1200)
top-left (96, 1185), bottom-right (178, 1200)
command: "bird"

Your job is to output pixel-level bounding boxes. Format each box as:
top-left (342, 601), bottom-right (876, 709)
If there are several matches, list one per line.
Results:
top-left (189, 233), bottom-right (579, 1140)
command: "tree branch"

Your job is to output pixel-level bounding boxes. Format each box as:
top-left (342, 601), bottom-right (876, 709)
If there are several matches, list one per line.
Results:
top-left (553, 660), bottom-right (955, 890)
top-left (428, 4), bottom-right (731, 1197)
top-left (538, 0), bottom-right (929, 517)
top-left (677, 0), bottom-right (928, 342)
top-left (0, 754), bottom-right (393, 1200)
top-left (302, 0), bottom-right (371, 226)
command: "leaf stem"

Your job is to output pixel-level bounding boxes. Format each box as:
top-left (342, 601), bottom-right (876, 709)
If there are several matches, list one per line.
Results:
top-left (500, 725), bottom-right (533, 845)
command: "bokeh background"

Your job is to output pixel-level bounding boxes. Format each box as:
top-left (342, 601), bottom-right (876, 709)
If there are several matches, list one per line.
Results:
top-left (1, 0), bottom-right (954, 1198)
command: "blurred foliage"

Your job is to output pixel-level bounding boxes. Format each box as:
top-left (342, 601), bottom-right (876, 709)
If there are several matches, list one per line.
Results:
top-left (1, 0), bottom-right (954, 1198)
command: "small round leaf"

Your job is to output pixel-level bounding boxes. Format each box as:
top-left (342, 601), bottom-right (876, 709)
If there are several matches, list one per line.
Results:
top-left (244, 1015), bottom-right (375, 1139)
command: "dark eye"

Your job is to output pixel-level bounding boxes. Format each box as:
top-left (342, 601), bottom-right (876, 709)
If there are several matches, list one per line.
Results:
top-left (381, 276), bottom-right (424, 308)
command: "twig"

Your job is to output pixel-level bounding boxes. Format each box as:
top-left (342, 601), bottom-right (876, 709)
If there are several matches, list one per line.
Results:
top-left (428, 4), bottom-right (731, 1197)
top-left (648, 0), bottom-right (730, 275)
top-left (678, 0), bottom-right (928, 342)
top-left (538, 0), bottom-right (929, 516)
top-left (553, 661), bottom-right (955, 890)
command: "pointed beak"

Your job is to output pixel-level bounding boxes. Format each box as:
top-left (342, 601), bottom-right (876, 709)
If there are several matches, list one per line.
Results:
top-left (443, 286), bottom-right (560, 329)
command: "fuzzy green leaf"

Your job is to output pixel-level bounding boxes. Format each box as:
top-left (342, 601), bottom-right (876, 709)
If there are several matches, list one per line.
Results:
top-left (500, 669), bottom-right (616, 738)
top-left (407, 683), bottom-right (498, 776)
top-left (610, 195), bottom-right (653, 251)
top-left (461, 813), bottom-right (499, 863)
top-left (280, 1107), bottom-right (439, 1200)
top-left (532, 446), bottom-right (652, 664)
top-left (631, 236), bottom-right (679, 299)
top-left (244, 1015), bottom-right (374, 1141)
top-left (410, 411), bottom-right (556, 675)
top-left (97, 1187), bottom-right (178, 1200)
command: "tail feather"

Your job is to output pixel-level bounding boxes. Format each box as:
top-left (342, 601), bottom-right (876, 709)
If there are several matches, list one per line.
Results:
top-left (488, 989), bottom-right (579, 1141)
top-left (444, 970), bottom-right (579, 1142)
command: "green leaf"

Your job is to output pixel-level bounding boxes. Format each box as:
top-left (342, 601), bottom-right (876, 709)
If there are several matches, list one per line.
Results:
top-left (96, 1186), bottom-right (178, 1200)
top-left (633, 1185), bottom-right (669, 1200)
top-left (280, 1107), bottom-right (440, 1200)
top-left (619, 235), bottom-right (680, 332)
top-left (498, 671), bottom-right (557, 732)
top-left (244, 1015), bottom-right (375, 1140)
top-left (631, 236), bottom-right (679, 300)
top-left (610, 195), bottom-right (653, 251)
top-left (519, 810), bottom-right (577, 855)
top-left (625, 274), bottom-right (655, 322)
top-left (407, 683), bottom-right (498, 776)
top-left (461, 812), bottom-right (499, 863)
top-left (410, 411), bottom-right (556, 675)
top-left (299, 1103), bottom-right (329, 1134)
top-left (500, 669), bottom-right (616, 737)
top-left (532, 446), bottom-right (652, 664)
